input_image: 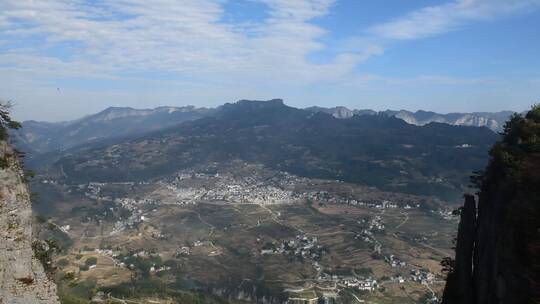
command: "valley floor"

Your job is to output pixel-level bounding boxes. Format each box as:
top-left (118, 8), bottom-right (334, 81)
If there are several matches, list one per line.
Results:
top-left (32, 162), bottom-right (457, 304)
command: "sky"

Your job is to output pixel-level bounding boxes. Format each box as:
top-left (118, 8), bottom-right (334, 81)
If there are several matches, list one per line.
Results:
top-left (1, 0), bottom-right (540, 122)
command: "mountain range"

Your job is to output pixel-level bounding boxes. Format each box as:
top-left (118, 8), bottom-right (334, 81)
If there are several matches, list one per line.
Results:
top-left (30, 99), bottom-right (499, 202)
top-left (305, 106), bottom-right (513, 131)
top-left (14, 102), bottom-right (512, 155)
top-left (13, 106), bottom-right (213, 153)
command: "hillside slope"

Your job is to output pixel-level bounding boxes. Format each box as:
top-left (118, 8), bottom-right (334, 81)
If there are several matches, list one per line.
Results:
top-left (50, 99), bottom-right (498, 201)
top-left (14, 106), bottom-right (213, 153)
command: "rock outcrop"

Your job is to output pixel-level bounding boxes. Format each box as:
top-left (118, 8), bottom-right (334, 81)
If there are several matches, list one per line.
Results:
top-left (442, 106), bottom-right (540, 304)
top-left (0, 140), bottom-right (60, 303)
top-left (305, 106), bottom-right (513, 132)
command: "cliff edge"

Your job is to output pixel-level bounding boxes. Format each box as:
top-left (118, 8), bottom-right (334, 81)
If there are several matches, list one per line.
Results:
top-left (442, 105), bottom-right (540, 304)
top-left (0, 138), bottom-right (59, 302)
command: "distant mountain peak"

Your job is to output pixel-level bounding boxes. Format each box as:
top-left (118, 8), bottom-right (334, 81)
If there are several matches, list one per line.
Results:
top-left (15, 105), bottom-right (214, 153)
top-left (306, 106), bottom-right (514, 131)
top-left (94, 107), bottom-right (153, 121)
top-left (234, 99), bottom-right (285, 107)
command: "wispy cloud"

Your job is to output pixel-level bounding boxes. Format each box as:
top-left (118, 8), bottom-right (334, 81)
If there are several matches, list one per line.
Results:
top-left (0, 0), bottom-right (538, 120)
top-left (0, 0), bottom-right (374, 85)
top-left (369, 0), bottom-right (540, 40)
top-left (1, 0), bottom-right (536, 85)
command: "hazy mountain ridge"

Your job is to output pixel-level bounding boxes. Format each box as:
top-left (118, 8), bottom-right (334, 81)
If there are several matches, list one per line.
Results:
top-left (15, 102), bottom-right (509, 156)
top-left (14, 105), bottom-right (214, 153)
top-left (46, 99), bottom-right (498, 202)
top-left (305, 106), bottom-right (514, 131)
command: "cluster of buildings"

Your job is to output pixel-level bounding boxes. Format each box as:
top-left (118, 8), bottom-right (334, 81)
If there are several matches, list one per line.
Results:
top-left (149, 265), bottom-right (172, 273)
top-left (384, 255), bottom-right (407, 268)
top-left (410, 269), bottom-right (437, 285)
top-left (433, 208), bottom-right (457, 221)
top-left (166, 169), bottom-right (300, 205)
top-left (316, 273), bottom-right (379, 292)
top-left (176, 246), bottom-right (191, 256)
top-left (338, 277), bottom-right (379, 291)
top-left (365, 215), bottom-right (385, 231)
top-left (261, 235), bottom-right (323, 259)
top-left (385, 268), bottom-right (438, 286)
top-left (78, 182), bottom-right (137, 201)
top-left (109, 198), bottom-right (148, 234)
top-left (355, 216), bottom-right (385, 254)
top-left (109, 249), bottom-right (163, 270)
top-left (302, 190), bottom-right (421, 211)
top-left (260, 235), bottom-right (326, 275)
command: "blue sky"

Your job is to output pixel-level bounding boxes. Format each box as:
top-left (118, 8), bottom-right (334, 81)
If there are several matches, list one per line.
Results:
top-left (1, 0), bottom-right (539, 121)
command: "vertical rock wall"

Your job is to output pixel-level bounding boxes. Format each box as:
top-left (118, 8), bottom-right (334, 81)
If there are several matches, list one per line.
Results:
top-left (0, 141), bottom-right (60, 303)
top-left (442, 107), bottom-right (540, 304)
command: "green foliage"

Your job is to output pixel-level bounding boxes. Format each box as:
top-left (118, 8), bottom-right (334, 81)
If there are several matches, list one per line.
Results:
top-left (0, 155), bottom-right (8, 169)
top-left (101, 276), bottom-right (239, 304)
top-left (354, 267), bottom-right (373, 276)
top-left (32, 238), bottom-right (60, 272)
top-left (7, 120), bottom-right (22, 130)
top-left (63, 272), bottom-right (75, 281)
top-left (58, 278), bottom-right (96, 303)
top-left (0, 100), bottom-right (21, 140)
top-left (481, 104), bottom-right (540, 189)
top-left (35, 215), bottom-right (48, 223)
top-left (57, 258), bottom-right (69, 268)
top-left (23, 170), bottom-right (35, 182)
top-left (443, 104), bottom-right (540, 303)
top-left (84, 257), bottom-right (98, 267)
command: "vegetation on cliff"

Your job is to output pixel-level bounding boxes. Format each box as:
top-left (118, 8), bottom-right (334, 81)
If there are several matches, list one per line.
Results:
top-left (442, 104), bottom-right (540, 303)
top-left (0, 101), bottom-right (21, 138)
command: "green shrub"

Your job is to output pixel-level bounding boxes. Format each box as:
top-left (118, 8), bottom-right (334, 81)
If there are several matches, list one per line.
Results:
top-left (0, 156), bottom-right (8, 169)
top-left (57, 258), bottom-right (69, 268)
top-left (84, 257), bottom-right (97, 267)
top-left (63, 272), bottom-right (76, 281)
top-left (79, 265), bottom-right (89, 271)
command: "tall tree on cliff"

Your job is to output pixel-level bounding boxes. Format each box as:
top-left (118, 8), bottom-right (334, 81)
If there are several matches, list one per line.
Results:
top-left (0, 100), bottom-right (22, 139)
top-left (442, 104), bottom-right (540, 304)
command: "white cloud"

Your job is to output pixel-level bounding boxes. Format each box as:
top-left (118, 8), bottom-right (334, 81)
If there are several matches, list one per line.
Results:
top-left (2, 0), bottom-right (534, 87)
top-left (261, 0), bottom-right (334, 20)
top-left (369, 0), bottom-right (540, 40)
top-left (0, 0), bottom-right (374, 85)
top-left (0, 0), bottom-right (538, 120)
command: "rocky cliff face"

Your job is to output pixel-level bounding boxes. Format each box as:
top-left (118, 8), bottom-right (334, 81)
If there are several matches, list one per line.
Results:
top-left (0, 140), bottom-right (60, 303)
top-left (442, 107), bottom-right (540, 304)
top-left (305, 106), bottom-right (513, 132)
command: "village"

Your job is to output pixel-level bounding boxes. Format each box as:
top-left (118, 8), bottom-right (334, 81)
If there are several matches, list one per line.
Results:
top-left (43, 163), bottom-right (453, 304)
top-left (69, 164), bottom-right (439, 217)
